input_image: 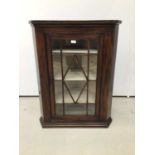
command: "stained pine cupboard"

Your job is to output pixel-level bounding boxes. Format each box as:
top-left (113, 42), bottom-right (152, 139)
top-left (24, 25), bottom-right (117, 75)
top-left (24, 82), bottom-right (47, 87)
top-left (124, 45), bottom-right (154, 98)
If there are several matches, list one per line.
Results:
top-left (30, 20), bottom-right (121, 127)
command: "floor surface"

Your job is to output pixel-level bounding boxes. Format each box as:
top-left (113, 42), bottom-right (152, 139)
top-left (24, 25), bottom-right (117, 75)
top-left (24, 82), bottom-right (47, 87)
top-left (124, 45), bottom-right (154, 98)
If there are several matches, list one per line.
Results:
top-left (19, 97), bottom-right (135, 155)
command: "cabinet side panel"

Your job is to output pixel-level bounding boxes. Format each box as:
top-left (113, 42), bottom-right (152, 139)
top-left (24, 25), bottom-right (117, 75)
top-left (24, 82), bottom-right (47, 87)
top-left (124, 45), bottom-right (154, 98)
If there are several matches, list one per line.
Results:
top-left (31, 27), bottom-right (43, 117)
top-left (95, 35), bottom-right (103, 117)
top-left (100, 26), bottom-right (118, 120)
top-left (34, 28), bottom-right (51, 121)
top-left (108, 25), bottom-right (119, 117)
top-left (45, 35), bottom-right (56, 117)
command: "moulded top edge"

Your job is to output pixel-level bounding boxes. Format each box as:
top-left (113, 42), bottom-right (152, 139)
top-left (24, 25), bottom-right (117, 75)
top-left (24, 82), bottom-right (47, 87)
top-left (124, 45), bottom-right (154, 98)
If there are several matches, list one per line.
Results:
top-left (30, 20), bottom-right (122, 26)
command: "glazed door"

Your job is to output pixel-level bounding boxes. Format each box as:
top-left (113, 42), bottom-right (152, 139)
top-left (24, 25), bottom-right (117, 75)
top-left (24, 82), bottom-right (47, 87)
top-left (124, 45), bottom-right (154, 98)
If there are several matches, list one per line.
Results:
top-left (46, 34), bottom-right (101, 121)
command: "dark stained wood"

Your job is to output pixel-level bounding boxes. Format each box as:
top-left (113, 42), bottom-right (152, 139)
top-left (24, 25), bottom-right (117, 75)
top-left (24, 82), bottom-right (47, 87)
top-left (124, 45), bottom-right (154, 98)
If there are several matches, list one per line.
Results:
top-left (59, 40), bottom-right (65, 115)
top-left (45, 35), bottom-right (56, 117)
top-left (95, 35), bottom-right (102, 117)
top-left (30, 20), bottom-right (121, 27)
top-left (33, 29), bottom-right (52, 122)
top-left (30, 20), bottom-right (121, 127)
top-left (100, 32), bottom-right (114, 120)
top-left (108, 25), bottom-right (119, 117)
top-left (86, 40), bottom-right (90, 115)
top-left (40, 117), bottom-right (112, 128)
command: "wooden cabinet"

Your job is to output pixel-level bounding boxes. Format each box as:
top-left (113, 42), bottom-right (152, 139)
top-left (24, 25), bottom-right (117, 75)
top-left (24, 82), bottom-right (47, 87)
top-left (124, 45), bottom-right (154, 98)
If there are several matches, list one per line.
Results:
top-left (30, 20), bottom-right (121, 128)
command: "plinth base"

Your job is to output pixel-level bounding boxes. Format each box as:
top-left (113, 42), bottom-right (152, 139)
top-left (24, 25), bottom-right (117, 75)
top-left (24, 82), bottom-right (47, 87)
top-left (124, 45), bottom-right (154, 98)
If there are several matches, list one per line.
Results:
top-left (40, 117), bottom-right (112, 128)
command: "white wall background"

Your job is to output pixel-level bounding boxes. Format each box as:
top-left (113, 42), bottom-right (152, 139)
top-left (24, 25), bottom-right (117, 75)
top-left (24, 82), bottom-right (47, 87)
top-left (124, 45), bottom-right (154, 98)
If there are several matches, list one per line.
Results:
top-left (19, 0), bottom-right (134, 96)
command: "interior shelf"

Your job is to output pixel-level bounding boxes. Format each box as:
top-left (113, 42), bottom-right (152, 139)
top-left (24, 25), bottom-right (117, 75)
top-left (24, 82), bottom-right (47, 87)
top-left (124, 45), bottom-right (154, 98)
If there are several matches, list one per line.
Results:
top-left (54, 70), bottom-right (96, 81)
top-left (52, 49), bottom-right (97, 54)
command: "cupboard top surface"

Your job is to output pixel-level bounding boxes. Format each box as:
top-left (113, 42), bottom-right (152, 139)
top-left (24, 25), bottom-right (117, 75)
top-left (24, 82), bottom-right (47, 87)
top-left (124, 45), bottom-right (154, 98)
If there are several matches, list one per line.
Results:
top-left (30, 20), bottom-right (122, 27)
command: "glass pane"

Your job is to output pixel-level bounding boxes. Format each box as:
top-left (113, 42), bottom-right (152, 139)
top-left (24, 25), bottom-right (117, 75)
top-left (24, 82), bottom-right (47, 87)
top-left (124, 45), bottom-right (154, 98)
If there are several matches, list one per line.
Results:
top-left (88, 104), bottom-right (95, 115)
top-left (65, 104), bottom-right (86, 115)
top-left (64, 84), bottom-right (73, 104)
top-left (54, 81), bottom-right (63, 115)
top-left (62, 39), bottom-right (87, 115)
top-left (88, 40), bottom-right (97, 115)
top-left (64, 81), bottom-right (87, 103)
top-left (51, 39), bottom-right (98, 116)
top-left (89, 40), bottom-right (97, 80)
top-left (56, 104), bottom-right (63, 116)
top-left (63, 55), bottom-right (87, 81)
top-left (89, 55), bottom-right (97, 80)
top-left (52, 40), bottom-right (63, 115)
top-left (64, 80), bottom-right (87, 115)
top-left (52, 53), bottom-right (62, 80)
top-left (88, 81), bottom-right (96, 115)
top-left (77, 83), bottom-right (87, 104)
top-left (52, 40), bottom-right (62, 80)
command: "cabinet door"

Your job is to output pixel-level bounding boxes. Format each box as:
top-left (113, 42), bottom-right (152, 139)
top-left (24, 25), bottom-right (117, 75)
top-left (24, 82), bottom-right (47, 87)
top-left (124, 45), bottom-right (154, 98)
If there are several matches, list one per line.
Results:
top-left (46, 34), bottom-right (101, 121)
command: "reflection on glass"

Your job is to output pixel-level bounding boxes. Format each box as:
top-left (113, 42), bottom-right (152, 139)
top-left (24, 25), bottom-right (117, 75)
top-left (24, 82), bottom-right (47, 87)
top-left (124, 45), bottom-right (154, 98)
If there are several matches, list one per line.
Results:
top-left (89, 55), bottom-right (97, 80)
top-left (65, 104), bottom-right (86, 115)
top-left (52, 53), bottom-right (62, 80)
top-left (88, 81), bottom-right (96, 115)
top-left (54, 81), bottom-right (63, 115)
top-left (52, 39), bottom-right (98, 116)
